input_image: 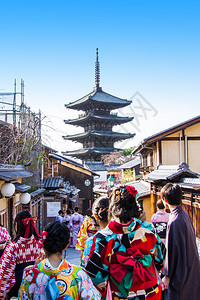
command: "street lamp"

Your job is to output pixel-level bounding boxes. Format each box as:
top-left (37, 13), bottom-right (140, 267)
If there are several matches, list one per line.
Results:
top-left (108, 174), bottom-right (115, 188)
top-left (1, 182), bottom-right (15, 197)
top-left (20, 193), bottom-right (31, 204)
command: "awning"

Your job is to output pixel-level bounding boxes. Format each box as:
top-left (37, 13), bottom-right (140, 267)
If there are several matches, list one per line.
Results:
top-left (69, 197), bottom-right (76, 202)
top-left (13, 182), bottom-right (31, 192)
top-left (30, 188), bottom-right (45, 198)
top-left (71, 188), bottom-right (81, 195)
top-left (56, 194), bottom-right (68, 199)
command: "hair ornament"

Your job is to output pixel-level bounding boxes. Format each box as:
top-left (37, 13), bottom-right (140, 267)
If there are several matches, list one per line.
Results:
top-left (39, 230), bottom-right (48, 248)
top-left (22, 216), bottom-right (40, 238)
top-left (116, 190), bottom-right (120, 195)
top-left (126, 186), bottom-right (138, 197)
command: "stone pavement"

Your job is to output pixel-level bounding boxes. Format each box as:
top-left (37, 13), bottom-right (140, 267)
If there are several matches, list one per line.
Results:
top-left (64, 247), bottom-right (81, 266)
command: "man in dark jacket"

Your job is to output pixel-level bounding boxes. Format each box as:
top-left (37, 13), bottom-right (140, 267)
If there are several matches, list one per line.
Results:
top-left (161, 183), bottom-right (200, 300)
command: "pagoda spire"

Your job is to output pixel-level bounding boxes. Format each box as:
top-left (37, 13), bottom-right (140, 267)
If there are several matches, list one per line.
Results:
top-left (95, 48), bottom-right (100, 90)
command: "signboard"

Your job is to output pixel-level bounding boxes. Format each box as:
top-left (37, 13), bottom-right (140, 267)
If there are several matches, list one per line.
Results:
top-left (47, 202), bottom-right (61, 217)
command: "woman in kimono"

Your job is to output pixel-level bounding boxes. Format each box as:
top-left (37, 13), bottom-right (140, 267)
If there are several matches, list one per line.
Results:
top-left (151, 200), bottom-right (169, 244)
top-left (85, 185), bottom-right (164, 300)
top-left (161, 183), bottom-right (200, 300)
top-left (18, 221), bottom-right (101, 300)
top-left (0, 223), bottom-right (11, 258)
top-left (81, 196), bottom-right (109, 267)
top-left (76, 209), bottom-right (98, 261)
top-left (0, 210), bottom-right (41, 299)
top-left (70, 206), bottom-right (83, 247)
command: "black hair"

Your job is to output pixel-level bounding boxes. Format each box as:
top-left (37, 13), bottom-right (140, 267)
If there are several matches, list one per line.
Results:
top-left (43, 221), bottom-right (70, 254)
top-left (14, 210), bottom-right (40, 242)
top-left (109, 186), bottom-right (141, 223)
top-left (84, 208), bottom-right (92, 217)
top-left (161, 183), bottom-right (182, 206)
top-left (157, 199), bottom-right (165, 210)
top-left (74, 206), bottom-right (79, 212)
top-left (58, 210), bottom-right (64, 215)
top-left (66, 209), bottom-right (71, 215)
top-left (92, 197), bottom-right (109, 223)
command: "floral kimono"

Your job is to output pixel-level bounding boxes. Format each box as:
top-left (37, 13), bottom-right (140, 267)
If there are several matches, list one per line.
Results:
top-left (76, 216), bottom-right (97, 260)
top-left (85, 218), bottom-right (164, 300)
top-left (18, 258), bottom-right (101, 300)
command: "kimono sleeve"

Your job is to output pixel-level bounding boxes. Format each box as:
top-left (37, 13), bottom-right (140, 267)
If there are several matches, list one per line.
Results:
top-left (85, 233), bottom-right (114, 293)
top-left (0, 242), bottom-right (17, 298)
top-left (18, 266), bottom-right (34, 300)
top-left (76, 218), bottom-right (89, 251)
top-left (77, 268), bottom-right (101, 300)
top-left (162, 220), bottom-right (188, 291)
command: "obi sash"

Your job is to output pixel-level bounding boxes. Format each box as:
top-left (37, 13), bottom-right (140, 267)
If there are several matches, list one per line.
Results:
top-left (8, 261), bottom-right (34, 299)
top-left (73, 221), bottom-right (80, 225)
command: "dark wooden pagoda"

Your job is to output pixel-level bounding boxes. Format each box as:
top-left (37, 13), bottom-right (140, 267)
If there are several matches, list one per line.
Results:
top-left (63, 49), bottom-right (135, 162)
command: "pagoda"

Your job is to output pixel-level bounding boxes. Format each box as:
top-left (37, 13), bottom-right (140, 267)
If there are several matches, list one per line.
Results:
top-left (63, 49), bottom-right (135, 162)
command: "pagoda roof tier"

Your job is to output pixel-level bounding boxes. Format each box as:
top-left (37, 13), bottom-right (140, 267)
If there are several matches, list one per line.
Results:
top-left (62, 147), bottom-right (121, 159)
top-left (65, 88), bottom-right (132, 111)
top-left (64, 113), bottom-right (134, 127)
top-left (63, 130), bottom-right (135, 142)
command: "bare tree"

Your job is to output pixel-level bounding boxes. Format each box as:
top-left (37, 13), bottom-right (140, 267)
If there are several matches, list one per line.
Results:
top-left (0, 109), bottom-right (41, 167)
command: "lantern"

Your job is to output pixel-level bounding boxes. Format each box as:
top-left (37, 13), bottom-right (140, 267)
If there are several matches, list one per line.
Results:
top-left (20, 193), bottom-right (31, 204)
top-left (108, 174), bottom-right (115, 188)
top-left (1, 183), bottom-right (15, 197)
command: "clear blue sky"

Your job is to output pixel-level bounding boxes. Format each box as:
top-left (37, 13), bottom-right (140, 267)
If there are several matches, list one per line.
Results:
top-left (1, 0), bottom-right (200, 153)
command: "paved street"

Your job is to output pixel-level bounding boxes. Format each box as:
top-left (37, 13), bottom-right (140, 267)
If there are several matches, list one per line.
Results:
top-left (64, 247), bottom-right (81, 266)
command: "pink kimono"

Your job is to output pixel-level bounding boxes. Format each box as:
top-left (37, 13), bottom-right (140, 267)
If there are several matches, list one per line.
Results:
top-left (69, 212), bottom-right (83, 247)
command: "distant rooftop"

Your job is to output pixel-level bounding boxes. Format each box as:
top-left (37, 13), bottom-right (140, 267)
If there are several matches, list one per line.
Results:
top-left (0, 164), bottom-right (32, 181)
top-left (117, 156), bottom-right (141, 170)
top-left (145, 162), bottom-right (199, 183)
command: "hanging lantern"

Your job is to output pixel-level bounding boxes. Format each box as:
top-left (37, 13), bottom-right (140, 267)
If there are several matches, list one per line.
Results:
top-left (1, 183), bottom-right (15, 197)
top-left (20, 193), bottom-right (31, 204)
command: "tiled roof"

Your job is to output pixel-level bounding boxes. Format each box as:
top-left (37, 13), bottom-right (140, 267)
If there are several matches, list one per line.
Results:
top-left (127, 180), bottom-right (150, 197)
top-left (62, 147), bottom-right (120, 157)
top-left (64, 113), bottom-right (133, 126)
top-left (65, 88), bottom-right (131, 110)
top-left (145, 162), bottom-right (198, 183)
top-left (117, 157), bottom-right (141, 170)
top-left (43, 176), bottom-right (63, 189)
top-left (178, 177), bottom-right (200, 190)
top-left (49, 153), bottom-right (93, 174)
top-left (13, 182), bottom-right (31, 193)
top-left (30, 188), bottom-right (45, 198)
top-left (86, 162), bottom-right (107, 171)
top-left (0, 164), bottom-right (32, 181)
top-left (63, 130), bottom-right (135, 141)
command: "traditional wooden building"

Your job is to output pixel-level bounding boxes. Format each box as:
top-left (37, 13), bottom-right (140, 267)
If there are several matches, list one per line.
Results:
top-left (0, 165), bottom-right (33, 237)
top-left (42, 152), bottom-right (97, 216)
top-left (145, 163), bottom-right (200, 238)
top-left (133, 115), bottom-right (200, 177)
top-left (63, 49), bottom-right (135, 162)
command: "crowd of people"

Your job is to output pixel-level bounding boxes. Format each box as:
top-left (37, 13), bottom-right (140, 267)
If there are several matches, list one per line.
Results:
top-left (0, 183), bottom-right (200, 299)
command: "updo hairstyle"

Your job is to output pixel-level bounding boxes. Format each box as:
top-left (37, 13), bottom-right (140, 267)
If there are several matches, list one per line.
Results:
top-left (109, 186), bottom-right (141, 223)
top-left (92, 196), bottom-right (109, 223)
top-left (43, 221), bottom-right (70, 254)
top-left (14, 210), bottom-right (40, 242)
